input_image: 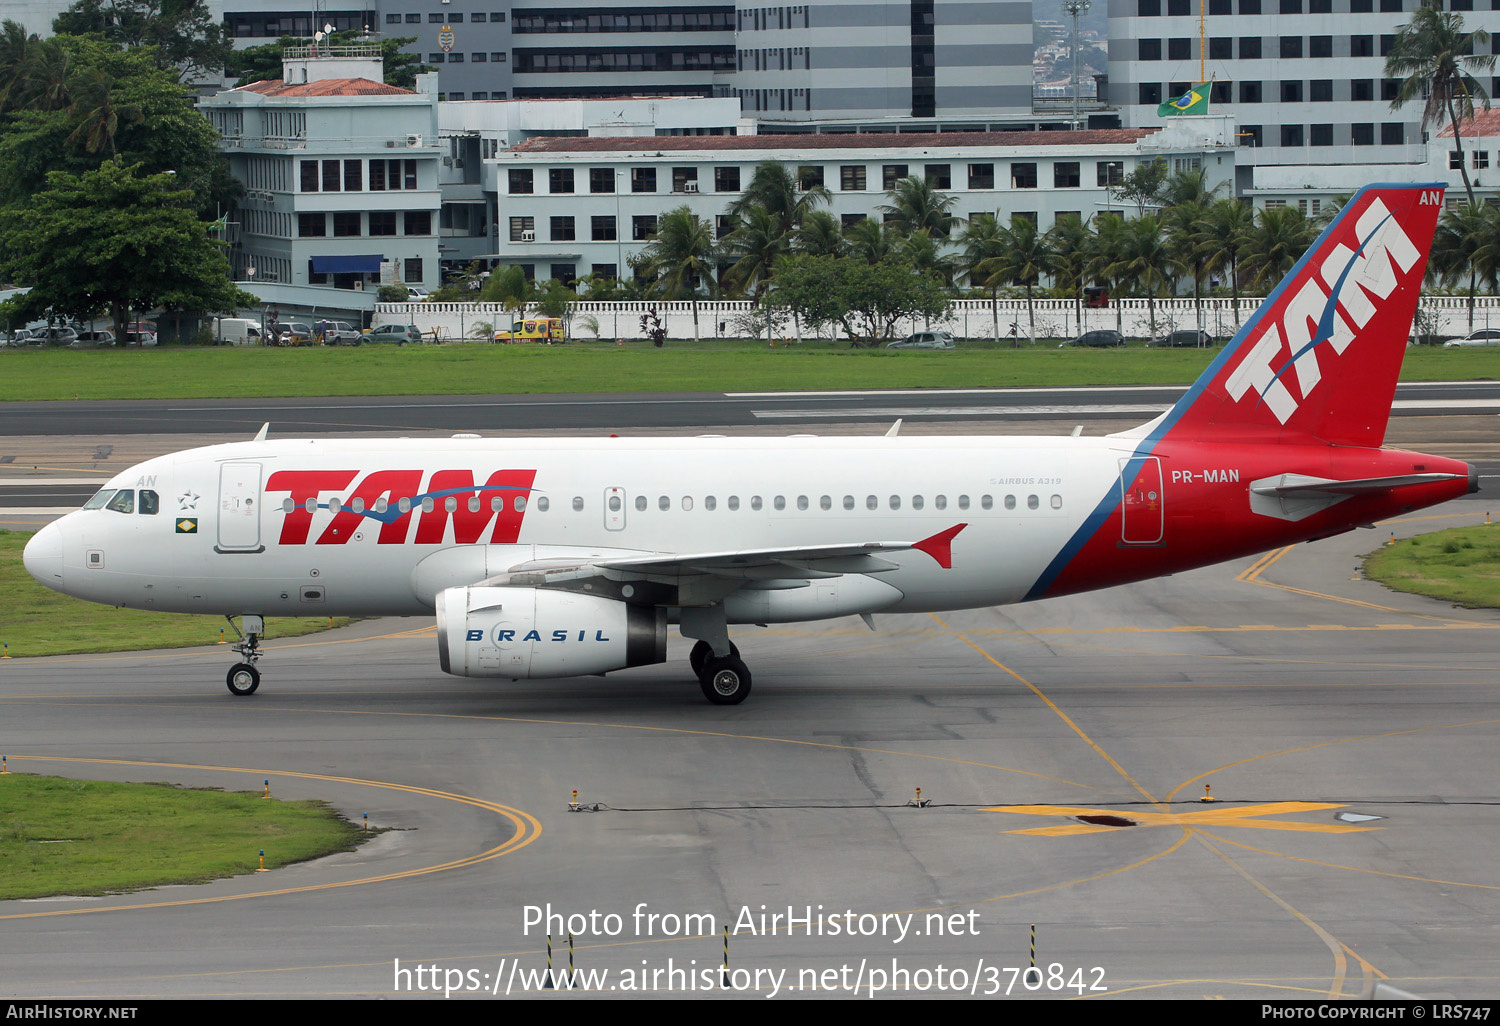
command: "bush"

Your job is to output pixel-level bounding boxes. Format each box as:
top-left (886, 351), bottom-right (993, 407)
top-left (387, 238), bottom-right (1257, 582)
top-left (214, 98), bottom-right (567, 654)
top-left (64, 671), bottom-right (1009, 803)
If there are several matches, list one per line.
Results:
top-left (378, 284), bottom-right (410, 303)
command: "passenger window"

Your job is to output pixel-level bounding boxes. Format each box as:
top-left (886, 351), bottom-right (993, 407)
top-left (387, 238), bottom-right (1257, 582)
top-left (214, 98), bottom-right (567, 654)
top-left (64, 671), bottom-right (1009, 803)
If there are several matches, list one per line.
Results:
top-left (515, 496), bottom-right (526, 512)
top-left (682, 496), bottom-right (694, 511)
top-left (572, 496), bottom-right (584, 511)
top-left (328, 498), bottom-right (342, 514)
top-left (820, 495), bottom-right (831, 510)
top-left (912, 495), bottom-right (924, 510)
top-left (83, 489), bottom-right (115, 510)
top-left (843, 495), bottom-right (855, 510)
top-left (468, 496), bottom-right (481, 513)
top-left (705, 496), bottom-right (716, 511)
top-left (282, 497), bottom-right (295, 513)
top-left (490, 496), bottom-right (502, 512)
top-left (934, 495), bottom-right (946, 510)
top-left (958, 495), bottom-right (970, 510)
top-left (375, 498), bottom-right (389, 513)
top-left (889, 495), bottom-right (901, 510)
top-left (867, 495), bottom-right (878, 510)
top-left (981, 495), bottom-right (994, 510)
top-left (305, 497), bottom-right (318, 514)
top-left (773, 496), bottom-right (786, 511)
top-left (751, 496), bottom-right (763, 511)
top-left (796, 496), bottom-right (808, 511)
top-left (1051, 494), bottom-right (1062, 509)
top-left (635, 495), bottom-right (647, 512)
top-left (399, 497), bottom-right (411, 513)
top-left (1004, 495), bottom-right (1016, 510)
top-left (537, 496), bottom-right (550, 512)
top-left (139, 489), bottom-right (159, 515)
top-left (608, 494), bottom-right (621, 512)
top-left (352, 497), bottom-right (365, 513)
top-left (728, 495), bottom-right (739, 510)
top-left (659, 495), bottom-right (670, 511)
top-left (424, 497), bottom-right (437, 513)
top-left (1028, 494), bottom-right (1039, 510)
top-left (107, 490), bottom-right (134, 513)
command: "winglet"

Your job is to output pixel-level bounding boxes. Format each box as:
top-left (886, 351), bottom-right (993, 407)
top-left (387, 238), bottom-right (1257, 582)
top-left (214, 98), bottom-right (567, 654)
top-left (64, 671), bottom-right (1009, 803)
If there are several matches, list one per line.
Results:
top-left (912, 523), bottom-right (967, 569)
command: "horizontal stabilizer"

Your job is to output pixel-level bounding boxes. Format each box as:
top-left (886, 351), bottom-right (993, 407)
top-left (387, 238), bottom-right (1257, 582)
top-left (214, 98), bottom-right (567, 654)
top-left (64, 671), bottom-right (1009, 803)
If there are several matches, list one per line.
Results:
top-left (1251, 472), bottom-right (1466, 496)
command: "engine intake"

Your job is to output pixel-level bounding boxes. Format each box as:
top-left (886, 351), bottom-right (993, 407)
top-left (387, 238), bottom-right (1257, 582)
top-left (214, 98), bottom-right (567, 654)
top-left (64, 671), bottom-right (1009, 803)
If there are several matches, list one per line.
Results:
top-left (436, 586), bottom-right (666, 678)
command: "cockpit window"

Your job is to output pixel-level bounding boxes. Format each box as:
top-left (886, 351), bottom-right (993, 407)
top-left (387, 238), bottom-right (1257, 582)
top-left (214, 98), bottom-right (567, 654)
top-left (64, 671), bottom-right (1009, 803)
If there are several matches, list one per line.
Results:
top-left (139, 489), bottom-right (159, 515)
top-left (82, 489), bottom-right (116, 510)
top-left (106, 489), bottom-right (135, 513)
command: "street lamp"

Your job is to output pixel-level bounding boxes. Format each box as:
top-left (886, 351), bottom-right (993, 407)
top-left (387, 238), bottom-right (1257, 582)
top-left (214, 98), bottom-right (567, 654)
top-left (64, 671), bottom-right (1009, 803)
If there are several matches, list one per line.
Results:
top-left (1063, 0), bottom-right (1091, 132)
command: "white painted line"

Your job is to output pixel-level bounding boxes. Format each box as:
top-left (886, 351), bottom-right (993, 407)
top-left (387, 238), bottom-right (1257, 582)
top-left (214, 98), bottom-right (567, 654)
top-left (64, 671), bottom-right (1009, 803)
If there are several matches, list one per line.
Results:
top-left (0, 507), bottom-right (76, 515)
top-left (753, 404), bottom-right (1173, 419)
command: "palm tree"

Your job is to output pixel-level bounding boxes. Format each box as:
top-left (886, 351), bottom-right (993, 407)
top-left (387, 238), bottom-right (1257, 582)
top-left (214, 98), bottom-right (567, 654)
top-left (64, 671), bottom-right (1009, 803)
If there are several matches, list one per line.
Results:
top-left (1239, 206), bottom-right (1316, 294)
top-left (65, 69), bottom-right (142, 156)
top-left (0, 20), bottom-right (39, 114)
top-left (977, 215), bottom-right (1053, 345)
top-left (1164, 199), bottom-right (1213, 330)
top-left (794, 209), bottom-right (845, 257)
top-left (635, 205), bottom-right (719, 341)
top-left (721, 205), bottom-right (787, 301)
top-left (1086, 212), bottom-right (1131, 335)
top-left (727, 160), bottom-right (830, 238)
top-left (1385, 5), bottom-right (1494, 208)
top-left (1430, 202), bottom-right (1492, 333)
top-left (1202, 198), bottom-right (1255, 332)
top-left (1046, 212), bottom-right (1093, 337)
top-left (1104, 214), bottom-right (1181, 339)
top-left (878, 175), bottom-right (958, 239)
top-left (844, 217), bottom-right (898, 264)
top-left (957, 212), bottom-right (1006, 343)
top-left (900, 228), bottom-right (957, 290)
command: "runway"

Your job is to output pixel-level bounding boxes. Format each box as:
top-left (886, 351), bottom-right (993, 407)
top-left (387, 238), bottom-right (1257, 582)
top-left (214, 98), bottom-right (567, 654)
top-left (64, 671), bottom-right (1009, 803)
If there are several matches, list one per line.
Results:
top-left (1, 396), bottom-right (1497, 999)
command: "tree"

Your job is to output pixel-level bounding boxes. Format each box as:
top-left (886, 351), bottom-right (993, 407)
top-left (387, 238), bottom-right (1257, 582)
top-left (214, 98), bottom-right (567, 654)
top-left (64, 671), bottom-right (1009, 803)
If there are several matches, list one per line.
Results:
top-left (793, 209), bottom-right (844, 258)
top-left (1046, 212), bottom-right (1093, 338)
top-left (1385, 5), bottom-right (1494, 209)
top-left (1202, 198), bottom-right (1255, 331)
top-left (877, 175), bottom-right (958, 239)
top-left (1429, 202), bottom-right (1492, 333)
top-left (843, 217), bottom-right (898, 265)
top-left (1240, 206), bottom-right (1315, 293)
top-left (1111, 158), bottom-right (1168, 215)
top-left (976, 215), bottom-right (1053, 345)
top-left (53, 0), bottom-right (231, 80)
top-left (721, 204), bottom-right (787, 301)
top-left (727, 161), bottom-right (829, 238)
top-left (634, 206), bottom-right (718, 341)
top-left (534, 278), bottom-right (578, 339)
top-left (773, 254), bottom-right (950, 344)
top-left (957, 212), bottom-right (1006, 343)
top-left (0, 157), bottom-right (254, 339)
top-left (1086, 212), bottom-right (1131, 334)
top-left (477, 263), bottom-right (530, 309)
top-left (1101, 214), bottom-right (1181, 339)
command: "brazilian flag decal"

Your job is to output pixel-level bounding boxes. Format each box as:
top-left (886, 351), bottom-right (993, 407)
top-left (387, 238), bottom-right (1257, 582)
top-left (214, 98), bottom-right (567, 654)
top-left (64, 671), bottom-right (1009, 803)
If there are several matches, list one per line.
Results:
top-left (175, 518), bottom-right (198, 534)
top-left (1158, 83), bottom-right (1210, 117)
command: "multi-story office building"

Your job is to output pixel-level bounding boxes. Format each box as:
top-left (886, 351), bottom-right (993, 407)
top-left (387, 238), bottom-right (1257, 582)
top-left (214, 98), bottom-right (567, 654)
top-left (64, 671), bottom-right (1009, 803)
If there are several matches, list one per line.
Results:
top-left (1106, 0), bottom-right (1445, 185)
top-left (480, 117), bottom-right (1236, 282)
top-left (200, 48), bottom-right (442, 295)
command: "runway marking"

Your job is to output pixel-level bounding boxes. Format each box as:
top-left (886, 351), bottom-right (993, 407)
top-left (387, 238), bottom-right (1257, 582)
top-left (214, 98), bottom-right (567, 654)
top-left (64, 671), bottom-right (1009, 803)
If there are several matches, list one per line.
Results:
top-left (0, 755), bottom-right (542, 921)
top-left (1196, 831), bottom-right (1500, 893)
top-left (931, 613), bottom-right (1164, 809)
top-left (986, 802), bottom-right (1379, 837)
top-left (1232, 543), bottom-right (1475, 623)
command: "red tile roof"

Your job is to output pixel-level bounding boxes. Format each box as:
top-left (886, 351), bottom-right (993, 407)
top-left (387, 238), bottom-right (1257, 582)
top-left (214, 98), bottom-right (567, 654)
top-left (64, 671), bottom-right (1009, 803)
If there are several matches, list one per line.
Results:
top-left (1439, 108), bottom-right (1500, 138)
top-left (510, 128), bottom-right (1158, 154)
top-left (236, 78), bottom-right (415, 97)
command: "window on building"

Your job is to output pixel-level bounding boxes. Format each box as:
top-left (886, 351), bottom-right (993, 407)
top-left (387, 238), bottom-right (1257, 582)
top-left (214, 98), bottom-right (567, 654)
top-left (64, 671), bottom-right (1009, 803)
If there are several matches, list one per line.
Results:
top-left (386, 13), bottom-right (400, 23)
top-left (297, 213), bottom-right (325, 237)
top-left (1351, 35), bottom-right (1374, 58)
top-left (882, 164), bottom-right (908, 190)
top-left (333, 212), bottom-right (360, 236)
top-left (590, 168), bottom-right (615, 194)
top-left (300, 160), bottom-right (318, 192)
top-left (1380, 34), bottom-right (1397, 57)
top-left (1379, 0), bottom-right (1401, 10)
top-left (1011, 163), bottom-right (1038, 189)
top-left (672, 166), bottom-right (698, 192)
top-left (1209, 37), bottom-right (1231, 60)
top-left (1381, 79), bottom-right (1400, 102)
top-left (715, 166), bottom-right (740, 191)
top-left (1168, 0), bottom-right (1188, 12)
top-left (1240, 36), bottom-right (1262, 59)
top-left (1138, 0), bottom-right (1160, 14)
top-left (1352, 79), bottom-right (1374, 102)
top-left (1168, 38), bottom-right (1190, 61)
top-left (1139, 38), bottom-right (1161, 61)
top-left (1281, 124), bottom-right (1305, 147)
top-left (551, 216), bottom-right (575, 241)
top-left (473, 53), bottom-right (487, 63)
top-left (1281, 81), bottom-right (1302, 103)
top-left (1054, 162), bottom-right (1081, 188)
top-left (1240, 0), bottom-right (1260, 12)
top-left (509, 216), bottom-right (535, 241)
top-left (968, 163), bottom-right (995, 189)
top-left (1476, 151), bottom-right (1490, 169)
top-left (404, 211), bottom-right (431, 235)
top-left (1209, 0), bottom-right (1231, 10)
top-left (405, 13), bottom-right (419, 23)
top-left (369, 211), bottom-right (396, 235)
top-left (1097, 161), bottom-right (1124, 186)
top-left (591, 215), bottom-right (616, 241)
top-left (1450, 151), bottom-right (1465, 170)
top-left (1310, 124), bottom-right (1333, 146)
top-left (631, 167), bottom-right (656, 193)
top-left (798, 165), bottom-right (824, 190)
top-left (1310, 80), bottom-right (1332, 102)
top-left (428, 53), bottom-right (444, 63)
top-left (591, 263), bottom-right (617, 280)
top-left (1351, 123), bottom-right (1374, 146)
top-left (1280, 0), bottom-right (1300, 11)
top-left (509, 168), bottom-right (533, 194)
top-left (550, 263), bottom-right (576, 284)
top-left (715, 214), bottom-right (733, 238)
top-left (492, 53), bottom-right (507, 62)
top-left (1381, 122), bottom-right (1403, 145)
top-left (1280, 37), bottom-right (1302, 59)
top-left (632, 215), bottom-right (657, 241)
top-left (428, 12), bottom-right (443, 21)
top-left (1350, 0), bottom-right (1372, 9)
top-left (924, 164), bottom-right (951, 189)
top-left (549, 168), bottom-right (574, 193)
top-left (1309, 0), bottom-right (1331, 10)
top-left (1139, 83), bottom-right (1163, 105)
top-left (840, 165), bottom-right (866, 190)
top-left (1309, 35), bottom-right (1332, 59)
top-left (841, 212), bottom-right (867, 228)
top-left (343, 159), bottom-right (362, 191)
top-left (322, 159), bottom-right (341, 192)
top-left (1241, 125), bottom-right (1263, 147)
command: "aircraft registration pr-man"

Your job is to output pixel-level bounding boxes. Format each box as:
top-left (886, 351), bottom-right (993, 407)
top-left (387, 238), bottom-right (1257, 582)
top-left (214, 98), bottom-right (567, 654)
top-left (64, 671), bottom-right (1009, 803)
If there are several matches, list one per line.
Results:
top-left (23, 183), bottom-right (1476, 704)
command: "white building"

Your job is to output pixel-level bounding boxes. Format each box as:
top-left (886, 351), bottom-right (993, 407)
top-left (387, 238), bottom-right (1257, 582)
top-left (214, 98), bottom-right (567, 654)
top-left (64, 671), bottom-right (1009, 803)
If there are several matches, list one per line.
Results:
top-left (200, 46), bottom-right (442, 308)
top-left (480, 115), bottom-right (1237, 282)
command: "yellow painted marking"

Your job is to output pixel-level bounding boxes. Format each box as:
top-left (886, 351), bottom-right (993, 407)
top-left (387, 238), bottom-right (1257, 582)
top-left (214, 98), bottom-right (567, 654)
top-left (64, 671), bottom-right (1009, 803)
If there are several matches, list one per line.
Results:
top-left (1196, 831), bottom-right (1500, 892)
top-left (987, 801), bottom-right (1378, 836)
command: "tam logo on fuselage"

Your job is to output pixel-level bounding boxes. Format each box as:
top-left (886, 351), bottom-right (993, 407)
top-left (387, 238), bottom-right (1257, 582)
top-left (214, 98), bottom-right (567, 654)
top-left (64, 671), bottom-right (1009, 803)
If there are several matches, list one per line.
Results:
top-left (1223, 198), bottom-right (1420, 424)
top-left (265, 469), bottom-right (538, 545)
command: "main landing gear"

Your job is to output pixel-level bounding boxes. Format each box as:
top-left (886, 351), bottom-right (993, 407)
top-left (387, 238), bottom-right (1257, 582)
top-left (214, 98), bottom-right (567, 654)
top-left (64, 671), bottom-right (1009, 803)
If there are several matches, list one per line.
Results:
top-left (225, 614), bottom-right (264, 696)
top-left (681, 607), bottom-right (751, 705)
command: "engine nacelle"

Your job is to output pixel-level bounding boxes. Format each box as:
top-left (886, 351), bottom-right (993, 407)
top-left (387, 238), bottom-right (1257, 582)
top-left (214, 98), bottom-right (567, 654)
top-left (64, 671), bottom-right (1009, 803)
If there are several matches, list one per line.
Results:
top-left (436, 586), bottom-right (666, 678)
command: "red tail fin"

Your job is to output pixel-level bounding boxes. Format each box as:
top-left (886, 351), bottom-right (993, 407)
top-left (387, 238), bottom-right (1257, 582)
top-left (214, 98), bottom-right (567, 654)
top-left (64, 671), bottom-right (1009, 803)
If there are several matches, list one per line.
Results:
top-left (1157, 183), bottom-right (1442, 448)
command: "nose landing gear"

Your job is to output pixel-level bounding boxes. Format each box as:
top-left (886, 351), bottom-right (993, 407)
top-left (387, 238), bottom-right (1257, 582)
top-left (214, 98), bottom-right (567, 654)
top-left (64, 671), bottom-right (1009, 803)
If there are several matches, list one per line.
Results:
top-left (225, 614), bottom-right (264, 696)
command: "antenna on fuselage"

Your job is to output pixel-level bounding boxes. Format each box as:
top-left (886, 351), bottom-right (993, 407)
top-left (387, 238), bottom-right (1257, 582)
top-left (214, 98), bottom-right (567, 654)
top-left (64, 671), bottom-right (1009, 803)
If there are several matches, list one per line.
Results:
top-left (253, 423), bottom-right (270, 442)
top-left (885, 419), bottom-right (902, 438)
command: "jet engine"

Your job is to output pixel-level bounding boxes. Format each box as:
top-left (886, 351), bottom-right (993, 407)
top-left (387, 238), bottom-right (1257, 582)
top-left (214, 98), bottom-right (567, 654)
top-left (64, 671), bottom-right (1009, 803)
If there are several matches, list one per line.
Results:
top-left (436, 586), bottom-right (666, 678)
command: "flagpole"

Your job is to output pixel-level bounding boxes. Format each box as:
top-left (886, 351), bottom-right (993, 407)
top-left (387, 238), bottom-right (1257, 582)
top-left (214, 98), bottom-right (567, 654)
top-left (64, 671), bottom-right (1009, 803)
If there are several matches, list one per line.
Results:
top-left (1199, 0), bottom-right (1206, 83)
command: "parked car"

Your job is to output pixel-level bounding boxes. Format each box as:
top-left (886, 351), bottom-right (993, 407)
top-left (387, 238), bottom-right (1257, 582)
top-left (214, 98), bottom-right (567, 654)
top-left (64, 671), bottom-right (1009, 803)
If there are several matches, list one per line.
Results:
top-left (1148, 329), bottom-right (1215, 348)
top-left (35, 326), bottom-right (78, 346)
top-left (1443, 329), bottom-right (1500, 348)
top-left (315, 320), bottom-right (362, 345)
top-left (1, 329), bottom-right (35, 347)
top-left (70, 330), bottom-right (116, 347)
top-left (271, 322), bottom-right (314, 346)
top-left (365, 324), bottom-right (422, 345)
top-left (121, 321), bottom-right (158, 346)
top-left (1061, 329), bottom-right (1126, 348)
top-left (886, 331), bottom-right (956, 350)
top-left (406, 286), bottom-right (431, 301)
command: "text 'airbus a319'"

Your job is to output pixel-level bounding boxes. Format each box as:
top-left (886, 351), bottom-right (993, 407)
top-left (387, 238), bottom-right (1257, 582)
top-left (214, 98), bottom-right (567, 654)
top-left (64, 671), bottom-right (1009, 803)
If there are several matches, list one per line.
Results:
top-left (23, 183), bottom-right (1476, 704)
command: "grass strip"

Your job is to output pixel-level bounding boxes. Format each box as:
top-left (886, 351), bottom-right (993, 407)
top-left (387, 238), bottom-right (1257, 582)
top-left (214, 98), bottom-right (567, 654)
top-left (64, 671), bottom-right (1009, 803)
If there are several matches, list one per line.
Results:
top-left (0, 773), bottom-right (364, 900)
top-left (0, 531), bottom-right (352, 657)
top-left (0, 343), bottom-right (1494, 402)
top-left (1363, 525), bottom-right (1500, 609)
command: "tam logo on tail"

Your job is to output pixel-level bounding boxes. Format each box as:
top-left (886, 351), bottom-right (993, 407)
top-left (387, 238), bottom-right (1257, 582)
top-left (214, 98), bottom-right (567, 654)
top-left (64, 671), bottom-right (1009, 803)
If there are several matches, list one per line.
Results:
top-left (1159, 183), bottom-right (1442, 448)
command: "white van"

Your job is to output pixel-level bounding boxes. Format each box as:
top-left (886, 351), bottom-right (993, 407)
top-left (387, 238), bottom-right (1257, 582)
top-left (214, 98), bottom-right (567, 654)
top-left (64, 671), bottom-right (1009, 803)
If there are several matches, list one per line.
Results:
top-left (214, 317), bottom-right (265, 346)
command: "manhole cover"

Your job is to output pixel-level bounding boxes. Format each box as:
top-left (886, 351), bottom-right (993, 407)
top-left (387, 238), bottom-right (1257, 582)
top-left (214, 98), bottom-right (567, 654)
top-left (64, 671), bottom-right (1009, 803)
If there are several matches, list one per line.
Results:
top-left (1075, 814), bottom-right (1135, 827)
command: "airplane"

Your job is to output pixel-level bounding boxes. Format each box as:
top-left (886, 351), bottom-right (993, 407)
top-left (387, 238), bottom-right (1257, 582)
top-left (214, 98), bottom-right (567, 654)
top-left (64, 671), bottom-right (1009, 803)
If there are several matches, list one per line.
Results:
top-left (22, 182), bottom-right (1476, 705)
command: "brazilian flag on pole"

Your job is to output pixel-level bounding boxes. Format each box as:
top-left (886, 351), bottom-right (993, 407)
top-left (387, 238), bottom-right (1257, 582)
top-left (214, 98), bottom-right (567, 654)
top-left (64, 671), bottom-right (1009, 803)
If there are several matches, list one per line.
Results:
top-left (1158, 82), bottom-right (1210, 117)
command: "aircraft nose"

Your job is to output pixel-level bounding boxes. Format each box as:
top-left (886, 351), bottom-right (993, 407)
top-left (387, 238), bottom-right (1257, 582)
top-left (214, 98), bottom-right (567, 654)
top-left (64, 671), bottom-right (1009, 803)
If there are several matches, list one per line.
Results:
top-left (23, 521), bottom-right (64, 587)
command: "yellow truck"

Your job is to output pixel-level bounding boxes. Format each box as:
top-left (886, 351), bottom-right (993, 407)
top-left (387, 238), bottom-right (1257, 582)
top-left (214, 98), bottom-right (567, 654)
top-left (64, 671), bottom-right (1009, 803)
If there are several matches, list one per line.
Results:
top-left (494, 317), bottom-right (564, 343)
